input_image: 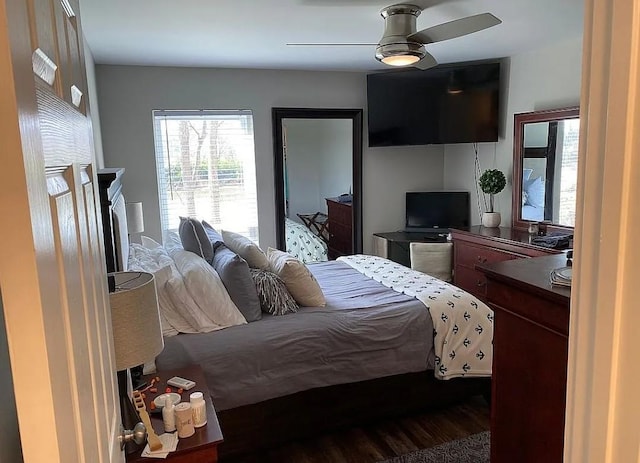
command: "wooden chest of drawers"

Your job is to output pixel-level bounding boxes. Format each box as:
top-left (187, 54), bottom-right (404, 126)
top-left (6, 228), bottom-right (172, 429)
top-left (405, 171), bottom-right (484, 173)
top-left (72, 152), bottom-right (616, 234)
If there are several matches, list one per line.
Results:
top-left (450, 227), bottom-right (560, 302)
top-left (478, 254), bottom-right (571, 463)
top-left (326, 198), bottom-right (352, 259)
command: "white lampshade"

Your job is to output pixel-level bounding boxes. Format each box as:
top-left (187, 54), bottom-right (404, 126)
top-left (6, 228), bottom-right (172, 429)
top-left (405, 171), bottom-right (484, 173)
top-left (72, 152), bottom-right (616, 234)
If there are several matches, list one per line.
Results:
top-left (109, 272), bottom-right (164, 371)
top-left (125, 202), bottom-right (145, 234)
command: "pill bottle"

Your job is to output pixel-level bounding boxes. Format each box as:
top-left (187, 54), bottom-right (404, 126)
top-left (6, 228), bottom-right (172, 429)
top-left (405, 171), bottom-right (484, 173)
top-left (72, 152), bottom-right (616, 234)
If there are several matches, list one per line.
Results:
top-left (162, 395), bottom-right (176, 432)
top-left (174, 402), bottom-right (195, 438)
top-left (190, 391), bottom-right (207, 428)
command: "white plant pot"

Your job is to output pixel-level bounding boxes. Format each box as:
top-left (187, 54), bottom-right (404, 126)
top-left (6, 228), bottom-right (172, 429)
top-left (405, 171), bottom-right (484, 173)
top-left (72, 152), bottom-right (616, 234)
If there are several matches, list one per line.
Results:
top-left (482, 212), bottom-right (501, 228)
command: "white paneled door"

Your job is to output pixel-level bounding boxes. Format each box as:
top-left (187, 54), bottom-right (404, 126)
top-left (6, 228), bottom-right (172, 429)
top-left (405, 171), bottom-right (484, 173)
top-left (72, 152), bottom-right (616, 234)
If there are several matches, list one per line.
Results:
top-left (0, 0), bottom-right (121, 462)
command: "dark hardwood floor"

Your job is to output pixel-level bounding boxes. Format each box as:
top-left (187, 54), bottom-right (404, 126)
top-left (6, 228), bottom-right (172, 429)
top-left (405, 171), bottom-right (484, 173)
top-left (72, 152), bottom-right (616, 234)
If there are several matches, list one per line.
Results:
top-left (224, 395), bottom-right (489, 463)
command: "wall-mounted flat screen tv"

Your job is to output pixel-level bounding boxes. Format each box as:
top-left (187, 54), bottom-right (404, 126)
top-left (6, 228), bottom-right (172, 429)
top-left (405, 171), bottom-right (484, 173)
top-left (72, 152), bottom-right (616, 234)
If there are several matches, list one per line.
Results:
top-left (405, 191), bottom-right (470, 233)
top-left (367, 61), bottom-right (500, 147)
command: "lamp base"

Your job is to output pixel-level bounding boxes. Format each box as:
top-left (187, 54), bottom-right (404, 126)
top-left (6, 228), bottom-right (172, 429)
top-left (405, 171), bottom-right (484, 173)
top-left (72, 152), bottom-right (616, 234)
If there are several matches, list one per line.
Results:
top-left (118, 369), bottom-right (142, 454)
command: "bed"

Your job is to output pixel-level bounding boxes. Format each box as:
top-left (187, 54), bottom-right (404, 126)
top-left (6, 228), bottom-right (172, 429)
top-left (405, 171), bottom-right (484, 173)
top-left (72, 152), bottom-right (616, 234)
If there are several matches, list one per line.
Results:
top-left (522, 203), bottom-right (545, 221)
top-left (522, 168), bottom-right (546, 221)
top-left (285, 217), bottom-right (328, 263)
top-left (98, 169), bottom-right (492, 458)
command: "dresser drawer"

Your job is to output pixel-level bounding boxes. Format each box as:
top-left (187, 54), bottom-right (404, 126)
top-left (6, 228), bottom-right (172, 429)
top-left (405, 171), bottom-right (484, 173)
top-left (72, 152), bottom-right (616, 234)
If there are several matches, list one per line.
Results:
top-left (456, 241), bottom-right (521, 269)
top-left (328, 222), bottom-right (351, 253)
top-left (327, 201), bottom-right (351, 226)
top-left (454, 265), bottom-right (488, 299)
top-left (486, 279), bottom-right (570, 336)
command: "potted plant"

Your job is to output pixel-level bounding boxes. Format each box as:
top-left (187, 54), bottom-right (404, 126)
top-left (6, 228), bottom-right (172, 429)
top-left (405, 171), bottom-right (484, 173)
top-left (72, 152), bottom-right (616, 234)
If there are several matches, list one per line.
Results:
top-left (479, 168), bottom-right (507, 227)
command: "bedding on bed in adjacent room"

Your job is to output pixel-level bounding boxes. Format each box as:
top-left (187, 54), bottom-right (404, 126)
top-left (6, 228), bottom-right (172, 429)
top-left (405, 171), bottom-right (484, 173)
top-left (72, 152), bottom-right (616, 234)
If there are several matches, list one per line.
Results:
top-left (285, 217), bottom-right (328, 263)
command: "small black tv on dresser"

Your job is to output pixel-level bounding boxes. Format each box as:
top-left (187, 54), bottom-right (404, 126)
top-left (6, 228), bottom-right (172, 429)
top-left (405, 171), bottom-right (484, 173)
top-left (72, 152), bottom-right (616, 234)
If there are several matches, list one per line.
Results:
top-left (404, 191), bottom-right (470, 234)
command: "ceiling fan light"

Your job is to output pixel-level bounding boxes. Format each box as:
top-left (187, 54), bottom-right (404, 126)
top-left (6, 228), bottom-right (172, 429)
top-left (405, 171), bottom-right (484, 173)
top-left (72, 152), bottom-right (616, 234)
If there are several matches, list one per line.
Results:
top-left (382, 54), bottom-right (421, 66)
top-left (375, 42), bottom-right (425, 67)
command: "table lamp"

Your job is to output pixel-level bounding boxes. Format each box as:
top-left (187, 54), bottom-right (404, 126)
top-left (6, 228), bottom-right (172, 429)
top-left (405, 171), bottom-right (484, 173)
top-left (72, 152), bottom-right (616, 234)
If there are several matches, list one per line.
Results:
top-left (109, 271), bottom-right (164, 452)
top-left (125, 202), bottom-right (145, 235)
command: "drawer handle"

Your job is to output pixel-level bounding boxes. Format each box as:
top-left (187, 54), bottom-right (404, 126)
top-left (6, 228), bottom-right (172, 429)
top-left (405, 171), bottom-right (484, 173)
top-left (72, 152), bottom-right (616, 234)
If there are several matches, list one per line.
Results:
top-left (477, 256), bottom-right (488, 263)
top-left (476, 280), bottom-right (486, 287)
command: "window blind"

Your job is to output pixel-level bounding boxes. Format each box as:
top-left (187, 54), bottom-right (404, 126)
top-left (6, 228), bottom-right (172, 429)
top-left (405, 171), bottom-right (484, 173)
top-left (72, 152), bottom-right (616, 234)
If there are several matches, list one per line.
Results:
top-left (152, 110), bottom-right (259, 244)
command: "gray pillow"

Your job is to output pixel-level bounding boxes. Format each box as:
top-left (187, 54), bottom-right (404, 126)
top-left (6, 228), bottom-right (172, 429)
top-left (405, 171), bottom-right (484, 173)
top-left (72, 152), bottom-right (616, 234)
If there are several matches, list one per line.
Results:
top-left (178, 217), bottom-right (213, 263)
top-left (249, 269), bottom-right (298, 316)
top-left (202, 220), bottom-right (225, 250)
top-left (212, 246), bottom-right (262, 322)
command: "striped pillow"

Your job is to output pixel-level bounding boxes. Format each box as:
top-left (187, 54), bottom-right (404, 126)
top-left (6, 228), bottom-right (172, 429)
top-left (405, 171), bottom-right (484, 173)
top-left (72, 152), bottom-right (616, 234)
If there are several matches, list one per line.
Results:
top-left (249, 269), bottom-right (298, 316)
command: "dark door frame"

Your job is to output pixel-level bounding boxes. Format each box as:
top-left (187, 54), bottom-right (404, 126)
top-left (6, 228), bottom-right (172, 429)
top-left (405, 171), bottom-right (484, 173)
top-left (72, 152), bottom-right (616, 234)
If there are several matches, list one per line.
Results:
top-left (272, 107), bottom-right (363, 254)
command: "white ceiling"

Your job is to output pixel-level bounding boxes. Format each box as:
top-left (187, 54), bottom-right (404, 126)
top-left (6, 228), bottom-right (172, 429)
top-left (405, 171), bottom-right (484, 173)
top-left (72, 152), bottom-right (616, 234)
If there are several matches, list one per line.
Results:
top-left (79, 0), bottom-right (584, 71)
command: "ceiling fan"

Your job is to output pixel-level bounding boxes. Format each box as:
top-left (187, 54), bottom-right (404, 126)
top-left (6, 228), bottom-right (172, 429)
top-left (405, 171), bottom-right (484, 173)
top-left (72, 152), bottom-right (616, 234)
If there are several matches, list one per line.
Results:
top-left (287, 3), bottom-right (501, 70)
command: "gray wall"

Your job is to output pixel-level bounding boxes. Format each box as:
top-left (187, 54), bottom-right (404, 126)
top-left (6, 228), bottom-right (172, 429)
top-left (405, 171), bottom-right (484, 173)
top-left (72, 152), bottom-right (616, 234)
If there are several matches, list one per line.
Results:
top-left (97, 65), bottom-right (444, 252)
top-left (284, 118), bottom-right (352, 221)
top-left (443, 37), bottom-right (583, 226)
top-left (318, 119), bottom-right (353, 203)
top-left (0, 290), bottom-right (23, 463)
top-left (83, 41), bottom-right (105, 169)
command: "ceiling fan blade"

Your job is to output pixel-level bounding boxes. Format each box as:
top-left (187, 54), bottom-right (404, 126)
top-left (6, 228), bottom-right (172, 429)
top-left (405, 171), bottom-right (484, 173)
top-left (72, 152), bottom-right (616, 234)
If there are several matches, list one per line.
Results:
top-left (413, 51), bottom-right (438, 70)
top-left (286, 43), bottom-right (377, 46)
top-left (408, 13), bottom-right (501, 44)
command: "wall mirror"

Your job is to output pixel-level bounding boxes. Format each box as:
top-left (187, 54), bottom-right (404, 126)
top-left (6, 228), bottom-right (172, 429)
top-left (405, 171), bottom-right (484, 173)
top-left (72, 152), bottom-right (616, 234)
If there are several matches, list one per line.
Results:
top-left (272, 108), bottom-right (363, 260)
top-left (512, 107), bottom-right (580, 231)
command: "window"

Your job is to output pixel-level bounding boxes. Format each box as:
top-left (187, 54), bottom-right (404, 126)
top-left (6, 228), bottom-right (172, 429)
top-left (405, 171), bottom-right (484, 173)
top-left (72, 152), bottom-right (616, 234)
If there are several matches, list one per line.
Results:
top-left (558, 118), bottom-right (580, 227)
top-left (153, 110), bottom-right (259, 243)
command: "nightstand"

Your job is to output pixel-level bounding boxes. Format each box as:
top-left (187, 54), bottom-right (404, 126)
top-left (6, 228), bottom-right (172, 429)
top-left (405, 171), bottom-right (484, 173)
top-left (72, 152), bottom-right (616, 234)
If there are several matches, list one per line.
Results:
top-left (126, 365), bottom-right (223, 463)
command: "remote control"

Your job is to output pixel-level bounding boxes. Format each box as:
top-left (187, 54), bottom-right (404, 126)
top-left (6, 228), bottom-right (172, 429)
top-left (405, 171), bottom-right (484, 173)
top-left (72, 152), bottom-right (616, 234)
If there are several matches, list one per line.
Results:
top-left (167, 376), bottom-right (196, 390)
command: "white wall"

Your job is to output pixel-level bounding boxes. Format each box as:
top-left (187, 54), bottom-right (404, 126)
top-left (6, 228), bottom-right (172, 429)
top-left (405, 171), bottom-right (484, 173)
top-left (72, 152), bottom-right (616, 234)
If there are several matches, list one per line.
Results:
top-left (83, 41), bottom-right (105, 169)
top-left (443, 37), bottom-right (583, 226)
top-left (97, 65), bottom-right (445, 252)
top-left (0, 291), bottom-right (23, 463)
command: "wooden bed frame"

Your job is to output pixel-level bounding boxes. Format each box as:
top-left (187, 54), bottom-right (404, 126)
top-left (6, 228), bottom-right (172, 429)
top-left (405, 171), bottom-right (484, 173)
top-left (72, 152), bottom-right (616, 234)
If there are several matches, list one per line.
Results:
top-left (217, 372), bottom-right (489, 458)
top-left (98, 167), bottom-right (126, 273)
top-left (97, 168), bottom-right (491, 458)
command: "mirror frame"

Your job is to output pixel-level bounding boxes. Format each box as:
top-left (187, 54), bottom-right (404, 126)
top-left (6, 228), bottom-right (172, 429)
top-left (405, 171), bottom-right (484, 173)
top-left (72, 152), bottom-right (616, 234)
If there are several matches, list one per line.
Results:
top-left (272, 107), bottom-right (363, 254)
top-left (512, 106), bottom-right (580, 231)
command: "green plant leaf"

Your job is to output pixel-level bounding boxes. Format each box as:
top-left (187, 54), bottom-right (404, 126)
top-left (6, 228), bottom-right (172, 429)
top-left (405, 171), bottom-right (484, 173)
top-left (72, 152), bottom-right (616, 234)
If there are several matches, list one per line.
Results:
top-left (479, 169), bottom-right (506, 195)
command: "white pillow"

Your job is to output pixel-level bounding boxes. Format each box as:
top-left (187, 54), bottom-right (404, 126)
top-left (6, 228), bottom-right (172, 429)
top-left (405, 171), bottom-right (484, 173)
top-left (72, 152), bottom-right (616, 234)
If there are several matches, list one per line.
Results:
top-left (162, 230), bottom-right (184, 253)
top-left (141, 235), bottom-right (162, 250)
top-left (266, 247), bottom-right (326, 307)
top-left (221, 230), bottom-right (269, 270)
top-left (525, 176), bottom-right (546, 208)
top-left (171, 250), bottom-right (247, 329)
top-left (160, 246), bottom-right (235, 333)
top-left (127, 244), bottom-right (186, 336)
top-left (128, 242), bottom-right (157, 271)
top-left (151, 266), bottom-right (187, 337)
top-left (165, 274), bottom-right (221, 333)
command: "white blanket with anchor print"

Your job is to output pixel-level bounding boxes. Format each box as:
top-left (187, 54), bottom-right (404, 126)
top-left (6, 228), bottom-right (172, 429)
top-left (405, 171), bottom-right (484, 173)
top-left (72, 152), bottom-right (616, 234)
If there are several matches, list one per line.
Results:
top-left (338, 255), bottom-right (493, 380)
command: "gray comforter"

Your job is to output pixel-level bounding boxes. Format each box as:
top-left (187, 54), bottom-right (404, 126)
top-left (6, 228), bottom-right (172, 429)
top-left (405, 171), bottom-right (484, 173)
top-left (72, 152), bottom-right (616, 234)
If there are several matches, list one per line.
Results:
top-left (156, 260), bottom-right (434, 410)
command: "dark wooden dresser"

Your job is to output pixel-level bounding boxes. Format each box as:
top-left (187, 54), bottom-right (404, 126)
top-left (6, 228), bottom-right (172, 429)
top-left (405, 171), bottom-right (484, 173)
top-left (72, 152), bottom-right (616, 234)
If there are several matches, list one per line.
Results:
top-left (326, 197), bottom-right (352, 259)
top-left (478, 254), bottom-right (571, 463)
top-left (450, 226), bottom-right (561, 302)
